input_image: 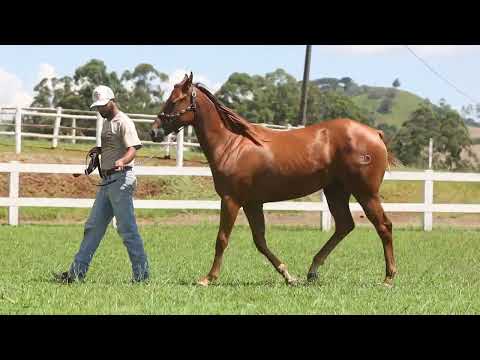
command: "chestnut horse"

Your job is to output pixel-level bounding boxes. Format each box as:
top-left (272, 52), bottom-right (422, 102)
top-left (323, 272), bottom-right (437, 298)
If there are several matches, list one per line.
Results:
top-left (151, 73), bottom-right (397, 287)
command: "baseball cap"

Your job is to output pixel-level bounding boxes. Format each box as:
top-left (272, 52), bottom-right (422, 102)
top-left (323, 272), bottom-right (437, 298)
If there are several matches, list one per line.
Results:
top-left (90, 85), bottom-right (115, 109)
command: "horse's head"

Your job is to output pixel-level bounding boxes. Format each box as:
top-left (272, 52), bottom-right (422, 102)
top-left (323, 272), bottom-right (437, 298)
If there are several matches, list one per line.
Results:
top-left (150, 72), bottom-right (197, 142)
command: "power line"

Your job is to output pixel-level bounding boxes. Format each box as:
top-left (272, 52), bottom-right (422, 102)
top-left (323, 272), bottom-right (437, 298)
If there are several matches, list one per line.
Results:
top-left (403, 45), bottom-right (478, 104)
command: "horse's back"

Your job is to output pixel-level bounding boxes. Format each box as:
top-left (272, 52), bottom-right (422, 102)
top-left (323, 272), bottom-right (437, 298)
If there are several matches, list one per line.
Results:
top-left (267, 118), bottom-right (389, 194)
top-left (224, 118), bottom-right (388, 202)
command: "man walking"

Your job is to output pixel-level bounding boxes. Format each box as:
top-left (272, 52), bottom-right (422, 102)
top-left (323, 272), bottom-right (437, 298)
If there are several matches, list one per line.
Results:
top-left (54, 85), bottom-right (149, 283)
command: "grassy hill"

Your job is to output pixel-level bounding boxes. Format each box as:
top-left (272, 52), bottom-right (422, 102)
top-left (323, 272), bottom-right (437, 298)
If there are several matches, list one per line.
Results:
top-left (312, 78), bottom-right (427, 128)
top-left (350, 87), bottom-right (425, 127)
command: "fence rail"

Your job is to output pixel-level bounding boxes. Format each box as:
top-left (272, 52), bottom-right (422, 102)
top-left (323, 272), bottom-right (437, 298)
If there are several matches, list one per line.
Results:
top-left (1, 161), bottom-right (479, 231)
top-left (0, 106), bottom-right (302, 167)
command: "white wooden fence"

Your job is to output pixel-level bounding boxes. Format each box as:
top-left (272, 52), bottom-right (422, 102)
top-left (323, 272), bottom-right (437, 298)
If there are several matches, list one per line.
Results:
top-left (0, 107), bottom-right (302, 167)
top-left (1, 161), bottom-right (479, 231)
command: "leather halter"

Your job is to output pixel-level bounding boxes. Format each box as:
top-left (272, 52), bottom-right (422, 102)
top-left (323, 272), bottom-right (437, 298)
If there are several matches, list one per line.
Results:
top-left (158, 87), bottom-right (197, 133)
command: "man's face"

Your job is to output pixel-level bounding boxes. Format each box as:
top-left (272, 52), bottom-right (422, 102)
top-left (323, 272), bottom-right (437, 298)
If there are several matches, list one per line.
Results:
top-left (96, 100), bottom-right (113, 118)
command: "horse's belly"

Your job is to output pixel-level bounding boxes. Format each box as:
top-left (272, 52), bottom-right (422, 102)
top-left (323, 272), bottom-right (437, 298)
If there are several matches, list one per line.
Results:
top-left (250, 172), bottom-right (330, 203)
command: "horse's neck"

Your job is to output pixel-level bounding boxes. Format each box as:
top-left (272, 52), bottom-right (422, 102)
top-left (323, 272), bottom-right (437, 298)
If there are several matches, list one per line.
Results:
top-left (193, 99), bottom-right (234, 167)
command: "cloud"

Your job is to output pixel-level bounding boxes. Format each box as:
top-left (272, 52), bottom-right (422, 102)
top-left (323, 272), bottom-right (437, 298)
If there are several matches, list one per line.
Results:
top-left (160, 68), bottom-right (222, 100)
top-left (323, 45), bottom-right (480, 57)
top-left (36, 63), bottom-right (59, 93)
top-left (323, 45), bottom-right (402, 55)
top-left (0, 68), bottom-right (33, 107)
top-left (38, 63), bottom-right (57, 81)
top-left (408, 45), bottom-right (479, 57)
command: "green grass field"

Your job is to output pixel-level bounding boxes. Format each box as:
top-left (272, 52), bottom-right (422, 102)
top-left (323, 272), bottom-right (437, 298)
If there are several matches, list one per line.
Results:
top-left (1, 224), bottom-right (479, 314)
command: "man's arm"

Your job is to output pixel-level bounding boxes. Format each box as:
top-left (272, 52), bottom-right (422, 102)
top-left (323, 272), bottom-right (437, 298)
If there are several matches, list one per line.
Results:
top-left (114, 146), bottom-right (137, 170)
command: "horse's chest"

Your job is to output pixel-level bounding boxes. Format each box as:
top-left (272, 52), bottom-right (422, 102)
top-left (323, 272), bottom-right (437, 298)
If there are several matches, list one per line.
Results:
top-left (211, 169), bottom-right (252, 196)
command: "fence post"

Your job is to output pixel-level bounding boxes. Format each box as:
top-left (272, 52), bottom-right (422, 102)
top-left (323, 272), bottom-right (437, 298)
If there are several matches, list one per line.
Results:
top-left (187, 125), bottom-right (193, 142)
top-left (428, 138), bottom-right (433, 169)
top-left (176, 127), bottom-right (184, 167)
top-left (321, 189), bottom-right (332, 231)
top-left (15, 107), bottom-right (22, 154)
top-left (52, 107), bottom-right (62, 148)
top-left (8, 161), bottom-right (19, 226)
top-left (71, 118), bottom-right (76, 144)
top-left (95, 112), bottom-right (103, 147)
top-left (165, 134), bottom-right (172, 159)
top-left (423, 169), bottom-right (434, 231)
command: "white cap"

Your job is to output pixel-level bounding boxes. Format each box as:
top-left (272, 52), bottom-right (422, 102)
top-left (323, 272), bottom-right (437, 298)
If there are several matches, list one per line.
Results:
top-left (90, 85), bottom-right (115, 109)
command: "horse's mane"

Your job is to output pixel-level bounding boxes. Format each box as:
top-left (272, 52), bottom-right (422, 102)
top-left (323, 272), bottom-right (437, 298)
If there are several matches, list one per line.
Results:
top-left (194, 83), bottom-right (267, 146)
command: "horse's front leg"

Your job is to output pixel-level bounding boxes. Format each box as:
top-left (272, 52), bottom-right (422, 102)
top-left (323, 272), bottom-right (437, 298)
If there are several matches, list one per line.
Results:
top-left (197, 196), bottom-right (240, 286)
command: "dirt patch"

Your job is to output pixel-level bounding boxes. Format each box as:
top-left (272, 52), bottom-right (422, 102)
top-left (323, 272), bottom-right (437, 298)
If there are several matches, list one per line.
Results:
top-left (0, 173), bottom-right (213, 199)
top-left (469, 127), bottom-right (480, 139)
top-left (0, 151), bottom-right (206, 167)
top-left (12, 210), bottom-right (478, 229)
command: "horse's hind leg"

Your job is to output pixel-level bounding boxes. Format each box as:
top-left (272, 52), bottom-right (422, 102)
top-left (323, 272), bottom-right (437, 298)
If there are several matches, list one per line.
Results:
top-left (243, 203), bottom-right (298, 285)
top-left (307, 182), bottom-right (354, 281)
top-left (354, 193), bottom-right (397, 287)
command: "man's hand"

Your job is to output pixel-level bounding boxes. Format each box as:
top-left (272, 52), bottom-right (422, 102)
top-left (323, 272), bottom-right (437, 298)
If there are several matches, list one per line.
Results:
top-left (114, 147), bottom-right (137, 171)
top-left (88, 146), bottom-right (102, 156)
top-left (114, 159), bottom-right (126, 171)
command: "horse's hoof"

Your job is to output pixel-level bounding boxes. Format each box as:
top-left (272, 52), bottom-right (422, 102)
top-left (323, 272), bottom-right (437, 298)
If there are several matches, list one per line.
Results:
top-left (197, 278), bottom-right (210, 287)
top-left (286, 277), bottom-right (300, 286)
top-left (383, 277), bottom-right (394, 288)
top-left (307, 272), bottom-right (318, 282)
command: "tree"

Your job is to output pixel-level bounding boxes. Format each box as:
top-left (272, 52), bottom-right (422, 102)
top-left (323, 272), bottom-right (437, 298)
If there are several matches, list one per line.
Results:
top-left (120, 63), bottom-right (168, 113)
top-left (72, 59), bottom-right (127, 110)
top-left (119, 64), bottom-right (169, 137)
top-left (31, 78), bottom-right (54, 108)
top-left (376, 123), bottom-right (398, 143)
top-left (462, 103), bottom-right (480, 126)
top-left (217, 70), bottom-right (374, 127)
top-left (313, 77), bottom-right (340, 92)
top-left (392, 78), bottom-right (401, 88)
top-left (377, 98), bottom-right (394, 114)
top-left (339, 77), bottom-right (353, 88)
top-left (29, 59), bottom-right (170, 139)
top-left (304, 86), bottom-right (374, 127)
top-left (391, 104), bottom-right (438, 167)
top-left (216, 69), bottom-right (300, 125)
top-left (52, 76), bottom-right (85, 110)
top-left (392, 102), bottom-right (477, 170)
top-left (216, 72), bottom-right (266, 122)
top-left (339, 77), bottom-right (361, 96)
top-left (264, 69), bottom-right (301, 125)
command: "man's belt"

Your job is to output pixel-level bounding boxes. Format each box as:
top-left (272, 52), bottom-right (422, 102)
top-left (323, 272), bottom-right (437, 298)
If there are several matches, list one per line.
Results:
top-left (102, 166), bottom-right (133, 178)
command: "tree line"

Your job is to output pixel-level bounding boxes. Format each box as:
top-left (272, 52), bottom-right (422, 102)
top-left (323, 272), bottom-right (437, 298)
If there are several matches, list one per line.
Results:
top-left (29, 59), bottom-right (478, 171)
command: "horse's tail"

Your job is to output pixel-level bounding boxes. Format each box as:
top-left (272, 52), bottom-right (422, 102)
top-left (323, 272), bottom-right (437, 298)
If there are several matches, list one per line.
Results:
top-left (377, 130), bottom-right (401, 171)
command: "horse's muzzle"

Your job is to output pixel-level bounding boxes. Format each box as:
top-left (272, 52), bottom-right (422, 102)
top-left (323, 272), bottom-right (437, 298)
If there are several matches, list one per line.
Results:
top-left (150, 128), bottom-right (165, 143)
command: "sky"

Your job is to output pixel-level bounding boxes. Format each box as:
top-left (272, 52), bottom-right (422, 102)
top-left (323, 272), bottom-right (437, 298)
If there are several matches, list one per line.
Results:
top-left (0, 45), bottom-right (479, 114)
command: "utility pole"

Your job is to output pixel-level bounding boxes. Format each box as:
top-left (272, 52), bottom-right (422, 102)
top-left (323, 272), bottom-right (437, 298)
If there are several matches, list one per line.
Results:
top-left (299, 45), bottom-right (312, 126)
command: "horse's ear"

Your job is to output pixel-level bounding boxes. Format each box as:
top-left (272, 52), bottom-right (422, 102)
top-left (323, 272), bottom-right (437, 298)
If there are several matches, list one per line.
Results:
top-left (183, 72), bottom-right (193, 92)
top-left (179, 74), bottom-right (188, 85)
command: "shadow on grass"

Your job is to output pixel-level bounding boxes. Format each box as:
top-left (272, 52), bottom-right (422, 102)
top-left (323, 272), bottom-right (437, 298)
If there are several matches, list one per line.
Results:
top-left (176, 278), bottom-right (326, 288)
top-left (32, 270), bottom-right (332, 288)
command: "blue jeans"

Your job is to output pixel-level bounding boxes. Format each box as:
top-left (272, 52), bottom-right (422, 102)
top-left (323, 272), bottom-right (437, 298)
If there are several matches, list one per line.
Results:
top-left (69, 169), bottom-right (149, 282)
